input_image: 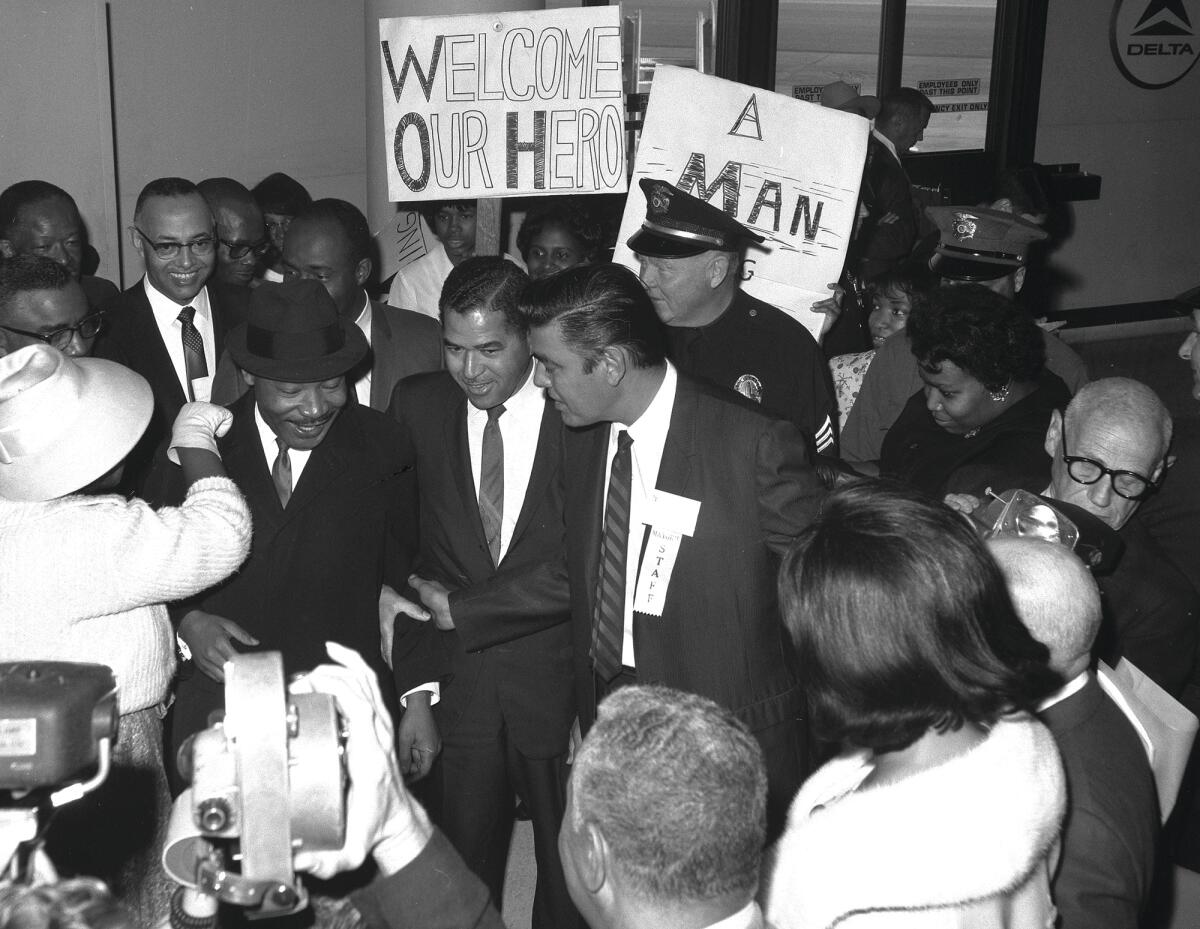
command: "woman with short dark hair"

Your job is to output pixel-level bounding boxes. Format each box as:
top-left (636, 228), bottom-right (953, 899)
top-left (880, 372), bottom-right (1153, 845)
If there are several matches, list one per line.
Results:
top-left (879, 284), bottom-right (1071, 497)
top-left (764, 482), bottom-right (1066, 929)
top-left (516, 199), bottom-right (610, 280)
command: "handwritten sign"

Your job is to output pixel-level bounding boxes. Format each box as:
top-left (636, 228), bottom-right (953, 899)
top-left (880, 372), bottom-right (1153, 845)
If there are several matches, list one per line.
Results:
top-left (378, 7), bottom-right (627, 202)
top-left (613, 66), bottom-right (867, 339)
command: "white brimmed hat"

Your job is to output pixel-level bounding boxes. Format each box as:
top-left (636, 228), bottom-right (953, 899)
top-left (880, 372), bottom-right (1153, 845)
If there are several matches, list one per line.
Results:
top-left (0, 344), bottom-right (152, 501)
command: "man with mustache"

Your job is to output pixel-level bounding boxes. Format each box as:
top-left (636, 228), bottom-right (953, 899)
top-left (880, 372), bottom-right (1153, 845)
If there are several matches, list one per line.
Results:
top-left (161, 278), bottom-right (418, 783)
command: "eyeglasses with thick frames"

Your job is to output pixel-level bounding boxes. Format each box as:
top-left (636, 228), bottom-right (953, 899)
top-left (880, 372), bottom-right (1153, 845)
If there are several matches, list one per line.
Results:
top-left (134, 228), bottom-right (215, 260)
top-left (218, 237), bottom-right (271, 260)
top-left (1060, 414), bottom-right (1158, 501)
top-left (0, 311), bottom-right (106, 350)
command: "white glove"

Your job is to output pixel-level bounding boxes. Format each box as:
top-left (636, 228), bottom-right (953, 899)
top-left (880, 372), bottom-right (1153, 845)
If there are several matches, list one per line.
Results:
top-left (168, 402), bottom-right (233, 465)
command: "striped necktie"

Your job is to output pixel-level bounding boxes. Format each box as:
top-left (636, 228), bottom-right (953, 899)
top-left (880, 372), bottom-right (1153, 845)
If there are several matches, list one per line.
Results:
top-left (478, 404), bottom-right (505, 564)
top-left (592, 430), bottom-right (633, 683)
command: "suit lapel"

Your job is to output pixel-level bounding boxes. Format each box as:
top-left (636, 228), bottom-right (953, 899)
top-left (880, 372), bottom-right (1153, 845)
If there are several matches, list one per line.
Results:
top-left (507, 399), bottom-right (561, 550)
top-left (281, 412), bottom-right (356, 526)
top-left (656, 376), bottom-right (696, 495)
top-left (223, 394), bottom-right (286, 539)
top-left (445, 394), bottom-right (492, 558)
top-left (130, 282), bottom-right (188, 409)
top-left (370, 300), bottom-right (396, 411)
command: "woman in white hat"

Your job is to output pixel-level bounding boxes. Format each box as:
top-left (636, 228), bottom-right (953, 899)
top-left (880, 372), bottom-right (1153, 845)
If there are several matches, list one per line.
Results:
top-left (0, 344), bottom-right (252, 925)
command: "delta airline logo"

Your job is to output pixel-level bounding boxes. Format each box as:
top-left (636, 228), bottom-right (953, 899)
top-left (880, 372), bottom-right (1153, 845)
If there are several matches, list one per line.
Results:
top-left (1111, 0), bottom-right (1198, 88)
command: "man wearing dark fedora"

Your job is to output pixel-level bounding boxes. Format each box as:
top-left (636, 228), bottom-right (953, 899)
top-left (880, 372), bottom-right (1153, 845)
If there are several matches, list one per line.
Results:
top-left (162, 277), bottom-right (419, 776)
top-left (629, 178), bottom-right (837, 455)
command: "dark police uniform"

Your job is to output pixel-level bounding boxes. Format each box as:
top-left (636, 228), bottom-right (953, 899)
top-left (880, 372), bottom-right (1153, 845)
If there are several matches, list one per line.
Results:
top-left (666, 289), bottom-right (836, 453)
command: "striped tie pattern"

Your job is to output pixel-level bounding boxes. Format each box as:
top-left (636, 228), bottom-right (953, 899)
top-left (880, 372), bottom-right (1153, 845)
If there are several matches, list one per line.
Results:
top-left (592, 430), bottom-right (633, 682)
top-left (177, 305), bottom-right (208, 401)
top-left (478, 404), bottom-right (505, 564)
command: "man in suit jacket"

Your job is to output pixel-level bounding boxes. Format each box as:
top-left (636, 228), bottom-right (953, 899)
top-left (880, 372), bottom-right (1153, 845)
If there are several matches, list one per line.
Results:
top-left (992, 538), bottom-right (1159, 929)
top-left (94, 177), bottom-right (250, 493)
top-left (388, 257), bottom-right (578, 929)
top-left (523, 263), bottom-right (825, 837)
top-left (850, 87), bottom-right (934, 281)
top-left (210, 198), bottom-right (442, 408)
top-left (165, 279), bottom-right (417, 773)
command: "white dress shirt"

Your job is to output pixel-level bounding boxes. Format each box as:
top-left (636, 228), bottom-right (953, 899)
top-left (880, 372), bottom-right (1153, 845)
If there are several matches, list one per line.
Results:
top-left (465, 362), bottom-right (541, 562)
top-left (602, 362), bottom-right (678, 667)
top-left (353, 295), bottom-right (373, 408)
top-left (144, 278), bottom-right (216, 402)
top-left (253, 404), bottom-right (313, 489)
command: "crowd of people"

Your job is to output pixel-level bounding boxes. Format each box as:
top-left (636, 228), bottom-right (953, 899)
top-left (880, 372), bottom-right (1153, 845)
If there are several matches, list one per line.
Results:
top-left (1, 77), bottom-right (1198, 929)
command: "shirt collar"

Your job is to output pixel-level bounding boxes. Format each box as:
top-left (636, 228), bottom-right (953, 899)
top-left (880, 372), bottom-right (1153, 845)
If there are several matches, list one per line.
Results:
top-left (1038, 670), bottom-right (1090, 712)
top-left (143, 276), bottom-right (211, 321)
top-left (354, 293), bottom-right (371, 328)
top-left (872, 127), bottom-right (900, 163)
top-left (465, 360), bottom-right (540, 424)
top-left (703, 901), bottom-right (760, 929)
top-left (625, 362), bottom-right (677, 442)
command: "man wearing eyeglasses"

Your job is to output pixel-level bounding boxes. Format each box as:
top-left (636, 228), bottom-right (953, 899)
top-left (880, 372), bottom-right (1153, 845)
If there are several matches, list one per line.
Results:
top-left (0, 255), bottom-right (104, 358)
top-left (1043, 377), bottom-right (1199, 697)
top-left (198, 177), bottom-right (271, 289)
top-left (95, 176), bottom-right (249, 495)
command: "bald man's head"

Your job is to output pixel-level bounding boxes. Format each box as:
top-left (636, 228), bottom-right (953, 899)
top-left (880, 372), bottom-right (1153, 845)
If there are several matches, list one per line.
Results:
top-left (990, 538), bottom-right (1101, 680)
top-left (1044, 378), bottom-right (1172, 530)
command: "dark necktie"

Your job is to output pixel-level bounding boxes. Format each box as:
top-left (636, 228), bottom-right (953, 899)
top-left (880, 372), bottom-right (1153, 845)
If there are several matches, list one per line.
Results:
top-left (478, 404), bottom-right (505, 564)
top-left (592, 430), bottom-right (633, 683)
top-left (177, 305), bottom-right (208, 401)
top-left (272, 437), bottom-right (292, 508)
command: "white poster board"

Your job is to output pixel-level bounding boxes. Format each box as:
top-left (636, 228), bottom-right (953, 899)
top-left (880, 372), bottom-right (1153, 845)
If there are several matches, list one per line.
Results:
top-left (378, 6), bottom-right (627, 202)
top-left (613, 66), bottom-right (868, 339)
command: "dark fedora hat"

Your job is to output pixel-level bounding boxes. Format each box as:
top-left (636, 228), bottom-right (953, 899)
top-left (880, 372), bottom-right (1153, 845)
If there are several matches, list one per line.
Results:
top-left (227, 279), bottom-right (368, 381)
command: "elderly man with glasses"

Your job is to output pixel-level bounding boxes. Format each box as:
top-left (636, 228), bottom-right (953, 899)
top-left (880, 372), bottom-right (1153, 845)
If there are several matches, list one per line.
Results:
top-left (1041, 377), bottom-right (1199, 697)
top-left (0, 254), bottom-right (105, 358)
top-left (94, 176), bottom-right (250, 495)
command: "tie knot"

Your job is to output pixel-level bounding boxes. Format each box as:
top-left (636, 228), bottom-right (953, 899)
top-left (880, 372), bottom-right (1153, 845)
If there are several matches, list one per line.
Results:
top-left (177, 305), bottom-right (196, 325)
top-left (617, 429), bottom-right (633, 451)
top-left (276, 436), bottom-right (289, 455)
top-left (487, 404), bottom-right (506, 423)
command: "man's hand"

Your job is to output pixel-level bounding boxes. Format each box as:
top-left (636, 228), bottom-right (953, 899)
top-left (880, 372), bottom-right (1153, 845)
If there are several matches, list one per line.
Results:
top-left (178, 610), bottom-right (259, 682)
top-left (408, 575), bottom-right (455, 630)
top-left (379, 584), bottom-right (431, 668)
top-left (943, 493), bottom-right (983, 516)
top-left (290, 643), bottom-right (434, 879)
top-left (396, 691), bottom-right (441, 781)
top-left (810, 281), bottom-right (845, 342)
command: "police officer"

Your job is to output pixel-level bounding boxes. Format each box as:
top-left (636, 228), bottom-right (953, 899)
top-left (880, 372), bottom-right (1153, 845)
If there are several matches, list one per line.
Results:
top-left (629, 178), bottom-right (837, 453)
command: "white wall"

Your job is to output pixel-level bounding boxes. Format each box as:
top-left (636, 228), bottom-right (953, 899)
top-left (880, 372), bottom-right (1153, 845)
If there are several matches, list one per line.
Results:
top-left (1036, 0), bottom-right (1200, 312)
top-left (0, 1), bottom-right (121, 285)
top-left (107, 0), bottom-right (369, 285)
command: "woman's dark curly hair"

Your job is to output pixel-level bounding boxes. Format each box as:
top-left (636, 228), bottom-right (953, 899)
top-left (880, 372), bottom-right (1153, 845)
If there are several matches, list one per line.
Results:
top-left (516, 199), bottom-right (611, 262)
top-left (907, 284), bottom-right (1045, 391)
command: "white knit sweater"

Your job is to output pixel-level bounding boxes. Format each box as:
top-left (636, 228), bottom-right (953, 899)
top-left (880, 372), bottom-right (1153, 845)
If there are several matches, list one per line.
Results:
top-left (0, 477), bottom-right (252, 714)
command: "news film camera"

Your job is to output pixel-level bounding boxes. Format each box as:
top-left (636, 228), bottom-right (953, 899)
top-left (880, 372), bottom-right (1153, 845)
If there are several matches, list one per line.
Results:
top-left (0, 661), bottom-right (119, 881)
top-left (163, 652), bottom-right (348, 919)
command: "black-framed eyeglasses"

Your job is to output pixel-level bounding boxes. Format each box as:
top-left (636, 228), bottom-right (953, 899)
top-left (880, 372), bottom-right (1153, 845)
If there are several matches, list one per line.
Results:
top-left (134, 227), bottom-right (215, 260)
top-left (218, 237), bottom-right (271, 260)
top-left (0, 311), bottom-right (107, 350)
top-left (1061, 414), bottom-right (1158, 501)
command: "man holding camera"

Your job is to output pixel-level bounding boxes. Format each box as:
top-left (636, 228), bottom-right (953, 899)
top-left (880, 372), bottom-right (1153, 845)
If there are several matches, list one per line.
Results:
top-left (162, 278), bottom-right (417, 779)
